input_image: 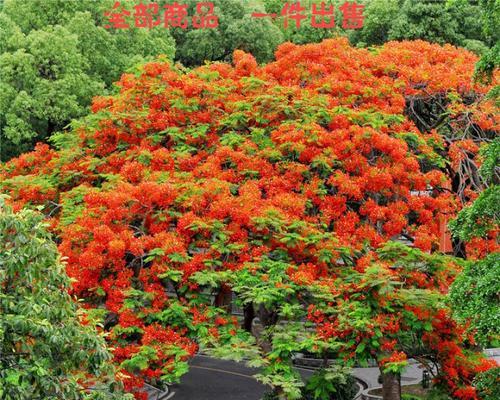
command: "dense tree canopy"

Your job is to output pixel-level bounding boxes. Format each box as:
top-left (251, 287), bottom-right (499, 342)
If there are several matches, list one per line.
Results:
top-left (168, 0), bottom-right (284, 66)
top-left (474, 0), bottom-right (500, 80)
top-left (1, 0), bottom-right (495, 164)
top-left (1, 38), bottom-right (497, 399)
top-left (0, 0), bottom-right (175, 160)
top-left (0, 199), bottom-right (131, 400)
top-left (348, 0), bottom-right (491, 52)
top-left (0, 0), bottom-right (498, 398)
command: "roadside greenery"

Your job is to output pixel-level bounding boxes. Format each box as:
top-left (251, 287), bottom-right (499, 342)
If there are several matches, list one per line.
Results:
top-left (450, 136), bottom-right (499, 347)
top-left (0, 198), bottom-right (131, 400)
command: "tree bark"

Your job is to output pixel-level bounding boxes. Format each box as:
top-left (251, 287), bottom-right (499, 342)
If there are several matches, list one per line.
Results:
top-left (252, 304), bottom-right (278, 354)
top-left (242, 303), bottom-right (255, 332)
top-left (257, 303), bottom-right (278, 327)
top-left (214, 284), bottom-right (232, 312)
top-left (381, 370), bottom-right (401, 400)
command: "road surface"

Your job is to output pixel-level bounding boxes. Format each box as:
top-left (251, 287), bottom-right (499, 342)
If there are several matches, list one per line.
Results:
top-left (170, 355), bottom-right (268, 400)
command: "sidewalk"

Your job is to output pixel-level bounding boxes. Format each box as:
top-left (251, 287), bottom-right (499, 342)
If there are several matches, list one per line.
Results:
top-left (352, 361), bottom-right (423, 389)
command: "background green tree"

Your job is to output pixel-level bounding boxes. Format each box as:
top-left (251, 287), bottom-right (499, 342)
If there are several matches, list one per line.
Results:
top-left (449, 254), bottom-right (500, 347)
top-left (260, 0), bottom-right (490, 54)
top-left (169, 0), bottom-right (284, 66)
top-left (0, 198), bottom-right (132, 400)
top-left (474, 0), bottom-right (500, 80)
top-left (0, 0), bottom-right (175, 161)
top-left (262, 0), bottom-right (342, 45)
top-left (348, 0), bottom-right (489, 51)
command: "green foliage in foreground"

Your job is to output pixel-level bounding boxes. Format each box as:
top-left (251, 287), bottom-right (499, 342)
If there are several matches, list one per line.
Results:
top-left (473, 367), bottom-right (500, 400)
top-left (449, 253), bottom-right (500, 347)
top-left (304, 366), bottom-right (357, 400)
top-left (449, 135), bottom-right (499, 347)
top-left (262, 366), bottom-right (357, 400)
top-left (0, 198), bottom-right (131, 400)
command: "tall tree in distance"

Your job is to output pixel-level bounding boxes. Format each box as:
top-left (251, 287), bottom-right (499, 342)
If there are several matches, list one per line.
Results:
top-left (348, 0), bottom-right (490, 54)
top-left (0, 0), bottom-right (175, 161)
top-left (168, 0), bottom-right (284, 66)
top-left (474, 0), bottom-right (500, 80)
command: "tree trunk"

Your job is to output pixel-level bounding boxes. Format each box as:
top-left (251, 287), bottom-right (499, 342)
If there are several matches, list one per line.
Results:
top-left (242, 303), bottom-right (255, 332)
top-left (322, 353), bottom-right (329, 368)
top-left (214, 284), bottom-right (232, 312)
top-left (257, 303), bottom-right (278, 327)
top-left (251, 304), bottom-right (278, 353)
top-left (275, 388), bottom-right (287, 400)
top-left (381, 370), bottom-right (401, 400)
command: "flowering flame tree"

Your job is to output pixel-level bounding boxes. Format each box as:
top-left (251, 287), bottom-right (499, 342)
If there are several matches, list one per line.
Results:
top-left (1, 38), bottom-right (498, 400)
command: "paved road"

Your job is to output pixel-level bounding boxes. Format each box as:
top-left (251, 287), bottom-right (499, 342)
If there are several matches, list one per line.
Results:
top-left (146, 355), bottom-right (426, 399)
top-left (169, 355), bottom-right (268, 400)
top-left (146, 349), bottom-right (500, 399)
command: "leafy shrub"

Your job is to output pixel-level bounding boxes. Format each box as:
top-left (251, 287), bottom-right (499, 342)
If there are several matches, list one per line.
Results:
top-left (473, 367), bottom-right (500, 400)
top-left (0, 197), bottom-right (131, 400)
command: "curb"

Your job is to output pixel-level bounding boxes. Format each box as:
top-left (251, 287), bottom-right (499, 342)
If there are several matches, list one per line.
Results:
top-left (142, 382), bottom-right (174, 400)
top-left (359, 376), bottom-right (422, 400)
